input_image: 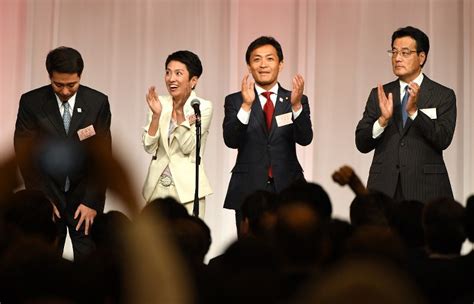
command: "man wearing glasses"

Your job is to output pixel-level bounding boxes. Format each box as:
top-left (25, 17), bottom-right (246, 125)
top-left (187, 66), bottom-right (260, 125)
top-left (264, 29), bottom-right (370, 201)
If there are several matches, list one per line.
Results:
top-left (356, 26), bottom-right (456, 202)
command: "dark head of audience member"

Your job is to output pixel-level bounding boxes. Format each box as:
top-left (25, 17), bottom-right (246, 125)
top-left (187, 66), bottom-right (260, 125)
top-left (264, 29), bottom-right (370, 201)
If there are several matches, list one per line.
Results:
top-left (240, 190), bottom-right (278, 239)
top-left (350, 191), bottom-right (395, 228)
top-left (279, 180), bottom-right (332, 221)
top-left (390, 200), bottom-right (425, 249)
top-left (204, 237), bottom-right (280, 304)
top-left (344, 225), bottom-right (406, 267)
top-left (2, 190), bottom-right (57, 246)
top-left (91, 210), bottom-right (131, 252)
top-left (0, 190), bottom-right (82, 303)
top-left (297, 259), bottom-right (425, 304)
top-left (172, 215), bottom-right (211, 268)
top-left (275, 197), bottom-right (330, 291)
top-left (465, 195), bottom-right (474, 244)
top-left (140, 196), bottom-right (189, 222)
top-left (326, 218), bottom-right (353, 264)
top-left (423, 197), bottom-right (466, 256)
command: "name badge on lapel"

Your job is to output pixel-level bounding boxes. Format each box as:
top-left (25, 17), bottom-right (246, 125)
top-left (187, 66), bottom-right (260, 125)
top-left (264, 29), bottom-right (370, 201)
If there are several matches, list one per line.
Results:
top-left (420, 108), bottom-right (437, 119)
top-left (275, 112), bottom-right (293, 127)
top-left (77, 125), bottom-right (96, 141)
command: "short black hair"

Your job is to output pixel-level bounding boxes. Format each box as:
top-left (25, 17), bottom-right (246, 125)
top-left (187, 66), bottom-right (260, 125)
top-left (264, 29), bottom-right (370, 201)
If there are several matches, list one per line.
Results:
top-left (423, 197), bottom-right (466, 255)
top-left (165, 50), bottom-right (203, 79)
top-left (245, 36), bottom-right (284, 64)
top-left (391, 26), bottom-right (430, 67)
top-left (46, 46), bottom-right (84, 77)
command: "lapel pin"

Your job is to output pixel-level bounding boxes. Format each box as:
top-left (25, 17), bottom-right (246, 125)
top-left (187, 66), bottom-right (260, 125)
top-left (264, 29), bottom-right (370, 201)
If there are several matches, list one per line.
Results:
top-left (77, 108), bottom-right (82, 113)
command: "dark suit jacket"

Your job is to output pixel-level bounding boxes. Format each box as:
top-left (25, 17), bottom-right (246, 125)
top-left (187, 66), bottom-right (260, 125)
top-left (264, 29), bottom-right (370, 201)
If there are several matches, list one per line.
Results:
top-left (14, 85), bottom-right (112, 213)
top-left (356, 75), bottom-right (456, 202)
top-left (223, 85), bottom-right (313, 210)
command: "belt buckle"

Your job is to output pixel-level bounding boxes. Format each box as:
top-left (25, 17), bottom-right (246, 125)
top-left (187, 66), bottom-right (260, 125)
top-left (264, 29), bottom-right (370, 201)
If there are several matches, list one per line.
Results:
top-left (159, 175), bottom-right (173, 187)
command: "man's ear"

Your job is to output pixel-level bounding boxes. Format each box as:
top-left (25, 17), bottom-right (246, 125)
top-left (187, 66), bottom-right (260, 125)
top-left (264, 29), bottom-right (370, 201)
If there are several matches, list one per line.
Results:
top-left (419, 52), bottom-right (426, 66)
top-left (247, 64), bottom-right (252, 73)
top-left (278, 60), bottom-right (284, 72)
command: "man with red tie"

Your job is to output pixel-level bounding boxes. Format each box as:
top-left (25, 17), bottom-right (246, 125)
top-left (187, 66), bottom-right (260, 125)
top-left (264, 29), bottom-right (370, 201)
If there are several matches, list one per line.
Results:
top-left (223, 36), bottom-right (313, 228)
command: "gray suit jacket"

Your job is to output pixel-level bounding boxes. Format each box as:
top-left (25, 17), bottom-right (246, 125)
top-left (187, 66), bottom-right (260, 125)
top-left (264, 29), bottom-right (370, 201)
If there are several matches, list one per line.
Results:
top-left (223, 85), bottom-right (313, 210)
top-left (356, 75), bottom-right (456, 202)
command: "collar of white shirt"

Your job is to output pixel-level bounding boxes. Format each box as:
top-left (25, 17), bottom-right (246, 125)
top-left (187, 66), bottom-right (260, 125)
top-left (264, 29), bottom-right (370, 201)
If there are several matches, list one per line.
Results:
top-left (55, 92), bottom-right (77, 116)
top-left (399, 72), bottom-right (424, 99)
top-left (255, 83), bottom-right (279, 107)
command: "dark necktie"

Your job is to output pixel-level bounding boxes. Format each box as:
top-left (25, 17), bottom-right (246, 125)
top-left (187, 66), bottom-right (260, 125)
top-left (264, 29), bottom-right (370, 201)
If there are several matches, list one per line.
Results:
top-left (262, 91), bottom-right (274, 130)
top-left (261, 91), bottom-right (274, 178)
top-left (62, 101), bottom-right (71, 134)
top-left (401, 85), bottom-right (409, 126)
top-left (62, 101), bottom-right (71, 191)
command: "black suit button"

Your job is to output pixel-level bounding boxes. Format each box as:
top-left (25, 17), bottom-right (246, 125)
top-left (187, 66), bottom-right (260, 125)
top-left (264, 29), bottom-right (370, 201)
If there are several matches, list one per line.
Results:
top-left (400, 142), bottom-right (405, 147)
top-left (396, 165), bottom-right (400, 169)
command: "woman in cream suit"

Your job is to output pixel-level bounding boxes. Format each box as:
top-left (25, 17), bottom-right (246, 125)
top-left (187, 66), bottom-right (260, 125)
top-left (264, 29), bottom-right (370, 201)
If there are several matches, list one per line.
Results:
top-left (142, 50), bottom-right (212, 216)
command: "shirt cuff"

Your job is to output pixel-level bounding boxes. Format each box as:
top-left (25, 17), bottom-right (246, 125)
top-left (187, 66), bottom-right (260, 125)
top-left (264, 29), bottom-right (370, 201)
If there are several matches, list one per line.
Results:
top-left (409, 109), bottom-right (418, 120)
top-left (372, 119), bottom-right (385, 139)
top-left (237, 107), bottom-right (251, 125)
top-left (292, 106), bottom-right (303, 119)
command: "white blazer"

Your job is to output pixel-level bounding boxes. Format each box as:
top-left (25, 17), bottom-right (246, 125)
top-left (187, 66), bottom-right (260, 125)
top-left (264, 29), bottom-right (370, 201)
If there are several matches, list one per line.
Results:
top-left (142, 91), bottom-right (213, 203)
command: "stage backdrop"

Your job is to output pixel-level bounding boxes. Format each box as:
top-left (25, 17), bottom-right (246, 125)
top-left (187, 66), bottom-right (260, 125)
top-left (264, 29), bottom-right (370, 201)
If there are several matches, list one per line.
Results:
top-left (1, 0), bottom-right (473, 260)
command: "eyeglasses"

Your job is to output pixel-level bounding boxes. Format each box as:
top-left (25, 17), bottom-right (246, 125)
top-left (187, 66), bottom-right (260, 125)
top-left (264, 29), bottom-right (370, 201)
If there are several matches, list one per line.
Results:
top-left (387, 49), bottom-right (418, 58)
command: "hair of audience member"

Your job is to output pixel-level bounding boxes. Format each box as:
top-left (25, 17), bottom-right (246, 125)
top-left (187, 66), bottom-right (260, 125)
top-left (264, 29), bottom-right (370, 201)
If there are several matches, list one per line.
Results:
top-left (3, 189), bottom-right (57, 245)
top-left (172, 215), bottom-right (212, 265)
top-left (297, 258), bottom-right (426, 304)
top-left (349, 191), bottom-right (395, 227)
top-left (344, 225), bottom-right (407, 267)
top-left (326, 218), bottom-right (353, 264)
top-left (91, 210), bottom-right (131, 251)
top-left (279, 180), bottom-right (332, 221)
top-left (389, 200), bottom-right (425, 249)
top-left (423, 197), bottom-right (466, 255)
top-left (140, 196), bottom-right (189, 222)
top-left (204, 237), bottom-right (280, 303)
top-left (465, 195), bottom-right (474, 243)
top-left (240, 190), bottom-right (278, 238)
top-left (0, 238), bottom-right (80, 303)
top-left (275, 199), bottom-right (327, 267)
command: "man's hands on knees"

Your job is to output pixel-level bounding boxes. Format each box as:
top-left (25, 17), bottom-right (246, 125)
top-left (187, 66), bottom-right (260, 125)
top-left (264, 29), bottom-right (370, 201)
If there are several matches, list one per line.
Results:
top-left (74, 203), bottom-right (97, 235)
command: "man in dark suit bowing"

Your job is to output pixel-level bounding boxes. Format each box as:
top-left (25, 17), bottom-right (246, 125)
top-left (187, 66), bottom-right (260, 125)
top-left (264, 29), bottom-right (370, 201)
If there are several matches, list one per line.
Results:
top-left (356, 26), bottom-right (456, 202)
top-left (14, 46), bottom-right (112, 260)
top-left (223, 36), bottom-right (313, 228)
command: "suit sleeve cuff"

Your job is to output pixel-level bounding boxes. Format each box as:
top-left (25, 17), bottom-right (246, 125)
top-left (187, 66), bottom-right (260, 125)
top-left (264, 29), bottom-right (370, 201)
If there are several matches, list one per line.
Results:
top-left (143, 131), bottom-right (159, 146)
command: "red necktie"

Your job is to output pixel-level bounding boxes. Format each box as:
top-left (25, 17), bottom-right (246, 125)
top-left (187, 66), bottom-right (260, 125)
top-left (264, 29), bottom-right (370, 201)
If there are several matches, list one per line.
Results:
top-left (262, 91), bottom-right (274, 130)
top-left (261, 91), bottom-right (274, 178)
